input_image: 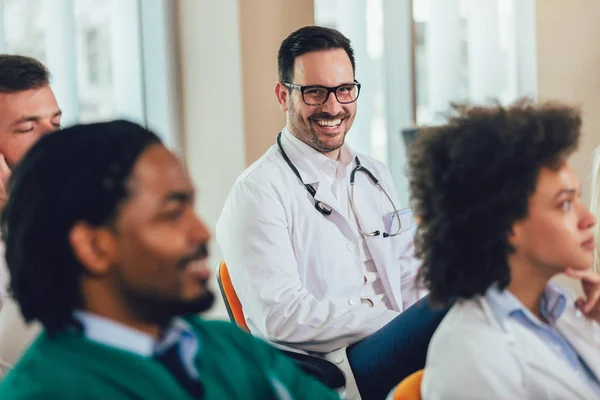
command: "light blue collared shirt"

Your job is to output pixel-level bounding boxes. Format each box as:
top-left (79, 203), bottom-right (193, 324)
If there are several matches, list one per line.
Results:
top-left (486, 284), bottom-right (600, 396)
top-left (74, 311), bottom-right (201, 380)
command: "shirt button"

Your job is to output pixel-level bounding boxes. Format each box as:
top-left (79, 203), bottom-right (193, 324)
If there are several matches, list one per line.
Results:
top-left (347, 242), bottom-right (355, 251)
top-left (348, 297), bottom-right (359, 306)
top-left (335, 355), bottom-right (344, 363)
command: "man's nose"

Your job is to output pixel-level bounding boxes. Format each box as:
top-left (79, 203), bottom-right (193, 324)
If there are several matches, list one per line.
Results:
top-left (320, 90), bottom-right (343, 115)
top-left (190, 212), bottom-right (212, 245)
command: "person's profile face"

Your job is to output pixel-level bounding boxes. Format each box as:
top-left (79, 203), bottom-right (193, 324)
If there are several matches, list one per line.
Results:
top-left (0, 85), bottom-right (61, 168)
top-left (284, 49), bottom-right (357, 155)
top-left (109, 144), bottom-right (214, 318)
top-left (511, 163), bottom-right (596, 274)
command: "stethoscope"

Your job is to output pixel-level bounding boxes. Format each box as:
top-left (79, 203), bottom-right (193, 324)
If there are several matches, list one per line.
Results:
top-left (276, 132), bottom-right (402, 238)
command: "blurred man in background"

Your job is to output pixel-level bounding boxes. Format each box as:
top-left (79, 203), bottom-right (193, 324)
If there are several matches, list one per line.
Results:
top-left (0, 54), bottom-right (61, 377)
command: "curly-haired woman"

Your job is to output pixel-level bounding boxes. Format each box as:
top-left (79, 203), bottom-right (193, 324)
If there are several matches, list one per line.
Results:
top-left (410, 101), bottom-right (600, 400)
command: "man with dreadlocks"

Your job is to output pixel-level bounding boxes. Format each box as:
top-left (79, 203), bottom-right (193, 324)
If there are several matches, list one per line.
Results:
top-left (0, 121), bottom-right (338, 399)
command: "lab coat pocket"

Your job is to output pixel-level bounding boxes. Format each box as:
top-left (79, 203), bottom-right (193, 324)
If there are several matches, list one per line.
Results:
top-left (383, 208), bottom-right (413, 235)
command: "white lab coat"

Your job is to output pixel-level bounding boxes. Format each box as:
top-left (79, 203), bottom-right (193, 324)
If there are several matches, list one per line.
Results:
top-left (422, 290), bottom-right (600, 400)
top-left (216, 131), bottom-right (422, 399)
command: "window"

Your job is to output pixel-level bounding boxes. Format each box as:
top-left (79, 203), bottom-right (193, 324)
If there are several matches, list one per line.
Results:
top-left (0, 0), bottom-right (180, 149)
top-left (314, 0), bottom-right (389, 165)
top-left (75, 0), bottom-right (115, 123)
top-left (1, 0), bottom-right (45, 61)
top-left (413, 0), bottom-right (537, 125)
top-left (315, 0), bottom-right (537, 205)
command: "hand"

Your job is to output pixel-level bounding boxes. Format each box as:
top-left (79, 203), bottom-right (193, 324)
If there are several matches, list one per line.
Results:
top-left (0, 155), bottom-right (10, 208)
top-left (564, 267), bottom-right (600, 322)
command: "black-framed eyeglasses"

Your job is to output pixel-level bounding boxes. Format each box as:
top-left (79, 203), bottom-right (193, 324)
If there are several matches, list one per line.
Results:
top-left (283, 80), bottom-right (361, 106)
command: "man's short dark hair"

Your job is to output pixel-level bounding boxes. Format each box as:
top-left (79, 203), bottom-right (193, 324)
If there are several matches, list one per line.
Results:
top-left (408, 100), bottom-right (581, 305)
top-left (1, 120), bottom-right (161, 334)
top-left (277, 26), bottom-right (355, 83)
top-left (0, 54), bottom-right (49, 93)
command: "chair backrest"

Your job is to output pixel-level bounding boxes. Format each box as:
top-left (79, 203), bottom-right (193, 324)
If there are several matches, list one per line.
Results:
top-left (216, 260), bottom-right (250, 332)
top-left (390, 369), bottom-right (424, 400)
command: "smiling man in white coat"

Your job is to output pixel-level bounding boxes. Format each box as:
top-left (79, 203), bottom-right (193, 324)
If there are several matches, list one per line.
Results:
top-left (217, 26), bottom-right (451, 400)
top-left (411, 101), bottom-right (600, 400)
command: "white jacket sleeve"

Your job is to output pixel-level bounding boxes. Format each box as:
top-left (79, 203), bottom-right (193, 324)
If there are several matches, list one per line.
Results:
top-left (216, 178), bottom-right (399, 353)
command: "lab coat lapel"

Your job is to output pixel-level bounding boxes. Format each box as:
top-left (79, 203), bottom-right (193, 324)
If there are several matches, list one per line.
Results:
top-left (507, 313), bottom-right (597, 399)
top-left (480, 300), bottom-right (596, 400)
top-left (558, 308), bottom-right (600, 378)
top-left (519, 334), bottom-right (595, 399)
top-left (309, 177), bottom-right (357, 242)
top-left (350, 168), bottom-right (403, 311)
top-left (312, 182), bottom-right (345, 218)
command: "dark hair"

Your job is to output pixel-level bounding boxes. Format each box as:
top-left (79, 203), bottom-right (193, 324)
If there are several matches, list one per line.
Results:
top-left (1, 120), bottom-right (161, 334)
top-left (0, 54), bottom-right (49, 93)
top-left (277, 26), bottom-right (355, 83)
top-left (408, 100), bottom-right (581, 305)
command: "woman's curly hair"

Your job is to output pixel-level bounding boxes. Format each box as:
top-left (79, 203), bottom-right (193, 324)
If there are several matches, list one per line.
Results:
top-left (408, 100), bottom-right (581, 306)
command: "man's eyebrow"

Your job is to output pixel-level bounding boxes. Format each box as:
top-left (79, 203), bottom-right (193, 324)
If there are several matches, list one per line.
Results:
top-left (11, 116), bottom-right (38, 125)
top-left (11, 109), bottom-right (62, 126)
top-left (161, 190), bottom-right (194, 205)
top-left (552, 187), bottom-right (579, 200)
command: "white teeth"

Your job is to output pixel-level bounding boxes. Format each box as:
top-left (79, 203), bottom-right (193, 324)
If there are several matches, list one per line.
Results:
top-left (187, 262), bottom-right (206, 272)
top-left (316, 119), bottom-right (341, 127)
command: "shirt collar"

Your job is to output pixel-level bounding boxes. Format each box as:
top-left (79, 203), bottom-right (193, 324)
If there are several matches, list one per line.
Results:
top-left (74, 310), bottom-right (156, 356)
top-left (540, 282), bottom-right (568, 325)
top-left (485, 282), bottom-right (568, 329)
top-left (74, 311), bottom-right (197, 357)
top-left (155, 318), bottom-right (196, 353)
top-left (281, 126), bottom-right (355, 184)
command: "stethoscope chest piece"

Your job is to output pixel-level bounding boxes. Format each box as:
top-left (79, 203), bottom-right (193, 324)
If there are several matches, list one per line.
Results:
top-left (315, 201), bottom-right (333, 215)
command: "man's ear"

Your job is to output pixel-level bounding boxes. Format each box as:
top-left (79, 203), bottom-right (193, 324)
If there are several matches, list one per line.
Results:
top-left (508, 223), bottom-right (521, 249)
top-left (69, 222), bottom-right (117, 276)
top-left (274, 82), bottom-right (289, 112)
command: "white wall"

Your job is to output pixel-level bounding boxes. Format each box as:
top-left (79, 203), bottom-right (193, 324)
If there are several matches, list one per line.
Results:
top-left (177, 0), bottom-right (247, 318)
top-left (536, 0), bottom-right (600, 294)
top-left (238, 0), bottom-right (314, 165)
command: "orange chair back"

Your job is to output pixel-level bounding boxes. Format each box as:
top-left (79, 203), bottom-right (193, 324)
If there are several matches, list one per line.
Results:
top-left (391, 369), bottom-right (424, 400)
top-left (216, 260), bottom-right (250, 332)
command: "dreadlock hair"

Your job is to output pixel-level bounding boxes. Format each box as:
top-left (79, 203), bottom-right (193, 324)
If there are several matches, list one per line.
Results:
top-left (1, 120), bottom-right (161, 334)
top-left (408, 100), bottom-right (581, 306)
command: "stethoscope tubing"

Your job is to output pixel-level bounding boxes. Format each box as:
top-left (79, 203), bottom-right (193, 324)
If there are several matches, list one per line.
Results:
top-left (276, 132), bottom-right (402, 237)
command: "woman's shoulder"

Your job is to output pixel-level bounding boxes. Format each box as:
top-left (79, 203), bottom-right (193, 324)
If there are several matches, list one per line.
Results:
top-left (429, 296), bottom-right (507, 351)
